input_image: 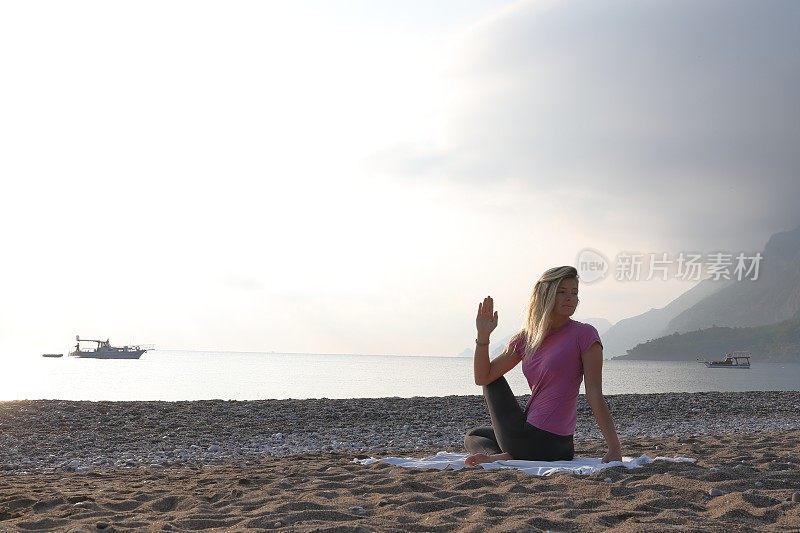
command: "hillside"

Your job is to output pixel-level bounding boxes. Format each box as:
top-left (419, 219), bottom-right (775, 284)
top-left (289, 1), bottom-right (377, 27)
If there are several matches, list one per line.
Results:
top-left (665, 224), bottom-right (800, 333)
top-left (613, 312), bottom-right (800, 363)
top-left (599, 278), bottom-right (731, 358)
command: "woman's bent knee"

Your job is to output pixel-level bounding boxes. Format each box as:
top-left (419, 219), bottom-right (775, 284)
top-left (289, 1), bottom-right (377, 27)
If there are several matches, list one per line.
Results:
top-left (482, 375), bottom-right (509, 389)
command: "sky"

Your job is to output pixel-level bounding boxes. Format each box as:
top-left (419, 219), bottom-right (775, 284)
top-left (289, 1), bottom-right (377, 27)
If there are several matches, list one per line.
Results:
top-left (1, 0), bottom-right (798, 358)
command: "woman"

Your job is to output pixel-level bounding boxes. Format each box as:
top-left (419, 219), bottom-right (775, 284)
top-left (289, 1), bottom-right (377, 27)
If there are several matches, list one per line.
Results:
top-left (464, 265), bottom-right (622, 466)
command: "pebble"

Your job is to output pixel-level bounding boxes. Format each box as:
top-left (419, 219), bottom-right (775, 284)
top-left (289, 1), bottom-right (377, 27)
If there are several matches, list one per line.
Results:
top-left (792, 492), bottom-right (800, 503)
top-left (709, 488), bottom-right (725, 497)
top-left (96, 521), bottom-right (109, 530)
top-left (0, 393), bottom-right (797, 474)
top-left (603, 477), bottom-right (612, 483)
top-left (349, 505), bottom-right (367, 516)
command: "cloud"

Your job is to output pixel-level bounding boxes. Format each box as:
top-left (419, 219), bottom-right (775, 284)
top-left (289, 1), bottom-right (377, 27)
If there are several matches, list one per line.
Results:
top-left (221, 274), bottom-right (265, 292)
top-left (371, 0), bottom-right (800, 252)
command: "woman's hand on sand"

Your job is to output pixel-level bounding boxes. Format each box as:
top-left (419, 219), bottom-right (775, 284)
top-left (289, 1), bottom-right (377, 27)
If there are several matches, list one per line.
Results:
top-left (464, 453), bottom-right (492, 467)
top-left (476, 296), bottom-right (498, 338)
top-left (602, 449), bottom-right (622, 463)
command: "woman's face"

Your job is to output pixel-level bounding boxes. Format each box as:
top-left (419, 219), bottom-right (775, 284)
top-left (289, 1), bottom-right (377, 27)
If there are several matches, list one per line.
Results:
top-left (554, 277), bottom-right (579, 317)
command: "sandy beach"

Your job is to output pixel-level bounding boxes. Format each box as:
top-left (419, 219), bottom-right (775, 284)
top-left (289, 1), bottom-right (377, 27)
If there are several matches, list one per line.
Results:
top-left (1, 392), bottom-right (799, 531)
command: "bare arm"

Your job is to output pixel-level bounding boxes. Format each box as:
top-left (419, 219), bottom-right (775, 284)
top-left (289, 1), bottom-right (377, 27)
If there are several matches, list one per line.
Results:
top-left (581, 342), bottom-right (622, 462)
top-left (473, 296), bottom-right (522, 386)
top-left (474, 340), bottom-right (523, 386)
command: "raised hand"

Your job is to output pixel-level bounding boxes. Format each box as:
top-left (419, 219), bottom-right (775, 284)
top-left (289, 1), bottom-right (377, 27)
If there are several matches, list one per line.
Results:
top-left (476, 296), bottom-right (498, 338)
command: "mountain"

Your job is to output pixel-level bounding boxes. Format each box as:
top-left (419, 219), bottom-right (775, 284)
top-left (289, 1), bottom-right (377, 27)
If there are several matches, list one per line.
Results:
top-left (613, 311), bottom-right (800, 363)
top-left (602, 224), bottom-right (800, 357)
top-left (459, 225), bottom-right (800, 359)
top-left (611, 224), bottom-right (800, 362)
top-left (665, 225), bottom-right (800, 333)
top-left (599, 278), bottom-right (732, 358)
top-left (581, 317), bottom-right (613, 336)
top-left (457, 332), bottom-right (514, 358)
top-left (457, 347), bottom-right (472, 357)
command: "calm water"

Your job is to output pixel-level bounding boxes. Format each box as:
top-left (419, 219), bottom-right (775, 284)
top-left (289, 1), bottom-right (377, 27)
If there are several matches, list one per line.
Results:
top-left (2, 351), bottom-right (799, 401)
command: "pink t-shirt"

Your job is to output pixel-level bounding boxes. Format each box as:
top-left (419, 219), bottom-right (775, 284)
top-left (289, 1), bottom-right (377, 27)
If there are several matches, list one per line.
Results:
top-left (511, 319), bottom-right (603, 436)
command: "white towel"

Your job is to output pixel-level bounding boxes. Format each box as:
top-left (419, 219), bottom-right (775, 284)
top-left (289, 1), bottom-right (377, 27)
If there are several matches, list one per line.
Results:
top-left (353, 451), bottom-right (696, 477)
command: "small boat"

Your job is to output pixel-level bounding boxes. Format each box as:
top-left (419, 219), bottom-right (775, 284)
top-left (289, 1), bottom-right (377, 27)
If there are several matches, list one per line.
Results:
top-left (697, 351), bottom-right (751, 369)
top-left (69, 335), bottom-right (153, 359)
top-left (42, 353), bottom-right (63, 358)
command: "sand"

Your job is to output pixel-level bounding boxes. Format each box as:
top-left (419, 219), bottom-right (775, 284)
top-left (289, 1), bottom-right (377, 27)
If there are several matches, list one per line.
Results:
top-left (1, 394), bottom-right (799, 531)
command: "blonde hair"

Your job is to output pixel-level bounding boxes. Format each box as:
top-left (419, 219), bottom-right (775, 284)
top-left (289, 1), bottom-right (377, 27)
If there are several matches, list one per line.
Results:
top-left (513, 265), bottom-right (579, 361)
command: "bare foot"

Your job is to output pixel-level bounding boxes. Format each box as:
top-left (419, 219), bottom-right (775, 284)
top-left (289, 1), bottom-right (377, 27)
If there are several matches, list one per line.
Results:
top-left (464, 453), bottom-right (492, 467)
top-left (464, 452), bottom-right (514, 466)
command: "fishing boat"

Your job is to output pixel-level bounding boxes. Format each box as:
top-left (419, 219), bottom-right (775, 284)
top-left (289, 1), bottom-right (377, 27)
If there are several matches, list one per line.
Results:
top-left (697, 351), bottom-right (751, 369)
top-left (42, 353), bottom-right (63, 358)
top-left (68, 336), bottom-right (153, 359)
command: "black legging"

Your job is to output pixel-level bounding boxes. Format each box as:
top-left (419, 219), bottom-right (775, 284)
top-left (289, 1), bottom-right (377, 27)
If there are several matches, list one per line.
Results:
top-left (464, 375), bottom-right (574, 461)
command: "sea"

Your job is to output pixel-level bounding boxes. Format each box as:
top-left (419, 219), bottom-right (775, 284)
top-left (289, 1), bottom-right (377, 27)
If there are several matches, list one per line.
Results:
top-left (2, 351), bottom-right (799, 402)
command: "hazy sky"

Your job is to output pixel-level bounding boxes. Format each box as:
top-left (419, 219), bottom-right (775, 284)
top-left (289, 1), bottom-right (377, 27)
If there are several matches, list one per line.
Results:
top-left (2, 0), bottom-right (798, 358)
